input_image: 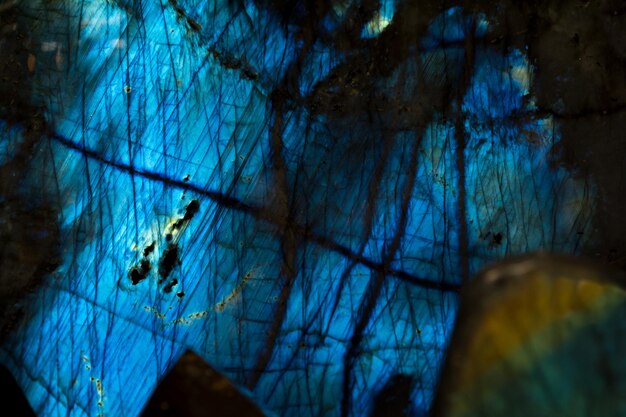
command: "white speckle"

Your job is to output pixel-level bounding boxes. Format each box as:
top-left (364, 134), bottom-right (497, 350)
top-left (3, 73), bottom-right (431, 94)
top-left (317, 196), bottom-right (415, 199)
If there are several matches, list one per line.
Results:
top-left (41, 41), bottom-right (58, 52)
top-left (110, 39), bottom-right (126, 49)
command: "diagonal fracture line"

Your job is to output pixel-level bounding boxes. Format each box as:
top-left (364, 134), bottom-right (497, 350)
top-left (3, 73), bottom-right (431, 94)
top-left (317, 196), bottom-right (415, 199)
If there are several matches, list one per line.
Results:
top-left (49, 132), bottom-right (460, 293)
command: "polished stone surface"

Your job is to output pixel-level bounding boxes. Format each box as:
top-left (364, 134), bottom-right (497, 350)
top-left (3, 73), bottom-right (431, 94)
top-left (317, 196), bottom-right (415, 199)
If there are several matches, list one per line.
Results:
top-left (0, 1), bottom-right (624, 416)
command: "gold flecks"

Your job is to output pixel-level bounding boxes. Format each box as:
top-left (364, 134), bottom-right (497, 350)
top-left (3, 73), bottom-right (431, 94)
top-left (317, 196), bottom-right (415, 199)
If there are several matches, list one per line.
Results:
top-left (169, 311), bottom-right (208, 326)
top-left (144, 306), bottom-right (166, 320)
top-left (82, 354), bottom-right (91, 370)
top-left (171, 317), bottom-right (191, 325)
top-left (94, 377), bottom-right (104, 405)
top-left (214, 270), bottom-right (254, 312)
top-left (188, 311), bottom-right (208, 319)
top-left (82, 354), bottom-right (105, 410)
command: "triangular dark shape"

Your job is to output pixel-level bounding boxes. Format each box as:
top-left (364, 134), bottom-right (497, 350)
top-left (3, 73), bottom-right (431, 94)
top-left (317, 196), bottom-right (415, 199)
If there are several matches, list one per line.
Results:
top-left (0, 365), bottom-right (36, 417)
top-left (369, 374), bottom-right (414, 417)
top-left (140, 351), bottom-right (266, 417)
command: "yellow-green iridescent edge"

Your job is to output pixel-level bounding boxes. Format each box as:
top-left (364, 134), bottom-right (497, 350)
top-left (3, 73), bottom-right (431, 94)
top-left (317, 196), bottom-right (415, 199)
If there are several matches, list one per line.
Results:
top-left (432, 254), bottom-right (626, 417)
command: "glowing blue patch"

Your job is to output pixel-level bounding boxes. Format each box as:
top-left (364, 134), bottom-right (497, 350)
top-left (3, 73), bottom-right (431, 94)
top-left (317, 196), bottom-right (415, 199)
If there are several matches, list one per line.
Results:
top-left (361, 0), bottom-right (395, 39)
top-left (0, 3), bottom-right (595, 417)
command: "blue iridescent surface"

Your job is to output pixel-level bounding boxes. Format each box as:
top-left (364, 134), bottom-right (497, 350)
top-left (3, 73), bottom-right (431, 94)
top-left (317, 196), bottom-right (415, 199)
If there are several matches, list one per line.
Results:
top-left (0, 2), bottom-right (595, 416)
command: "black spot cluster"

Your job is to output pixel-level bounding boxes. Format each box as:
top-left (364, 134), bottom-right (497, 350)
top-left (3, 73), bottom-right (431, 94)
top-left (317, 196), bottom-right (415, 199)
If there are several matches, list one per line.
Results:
top-left (129, 244), bottom-right (154, 285)
top-left (127, 200), bottom-right (200, 296)
top-left (171, 199), bottom-right (200, 231)
top-left (481, 231), bottom-right (504, 248)
top-left (158, 244), bottom-right (180, 283)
